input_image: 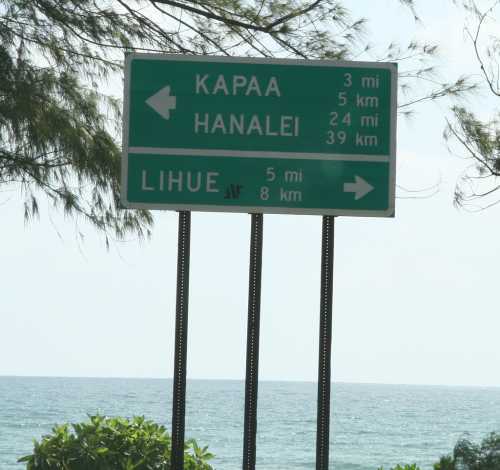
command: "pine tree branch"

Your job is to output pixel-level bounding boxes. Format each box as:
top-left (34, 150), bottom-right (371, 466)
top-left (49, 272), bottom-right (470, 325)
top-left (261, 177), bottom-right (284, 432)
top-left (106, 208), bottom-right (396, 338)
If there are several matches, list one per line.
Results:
top-left (467, 3), bottom-right (500, 97)
top-left (116, 0), bottom-right (196, 54)
top-left (195, 2), bottom-right (275, 56)
top-left (149, 0), bottom-right (324, 34)
top-left (148, 0), bottom-right (230, 56)
top-left (150, 0), bottom-right (270, 31)
top-left (446, 118), bottom-right (498, 177)
top-left (266, 0), bottom-right (323, 30)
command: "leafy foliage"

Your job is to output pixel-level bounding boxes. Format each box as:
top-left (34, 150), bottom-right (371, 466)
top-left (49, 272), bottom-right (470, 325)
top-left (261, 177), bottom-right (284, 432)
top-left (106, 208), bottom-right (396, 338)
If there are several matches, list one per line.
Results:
top-left (379, 433), bottom-right (500, 470)
top-left (378, 464), bottom-right (422, 470)
top-left (18, 415), bottom-right (214, 470)
top-left (433, 455), bottom-right (455, 470)
top-left (433, 433), bottom-right (500, 470)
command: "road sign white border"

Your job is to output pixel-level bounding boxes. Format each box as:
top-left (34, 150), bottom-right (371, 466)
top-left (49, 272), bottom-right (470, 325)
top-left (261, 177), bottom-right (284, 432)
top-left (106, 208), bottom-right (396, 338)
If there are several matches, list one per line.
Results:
top-left (121, 53), bottom-right (397, 217)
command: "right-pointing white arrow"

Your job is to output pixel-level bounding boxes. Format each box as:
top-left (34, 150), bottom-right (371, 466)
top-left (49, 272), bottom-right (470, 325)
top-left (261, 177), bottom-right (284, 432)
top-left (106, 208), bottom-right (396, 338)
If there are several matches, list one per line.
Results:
top-left (343, 175), bottom-right (374, 200)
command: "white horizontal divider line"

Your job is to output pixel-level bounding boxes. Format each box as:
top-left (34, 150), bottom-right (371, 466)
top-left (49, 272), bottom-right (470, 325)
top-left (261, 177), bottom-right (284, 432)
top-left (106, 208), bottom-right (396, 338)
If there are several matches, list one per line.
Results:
top-left (127, 147), bottom-right (390, 163)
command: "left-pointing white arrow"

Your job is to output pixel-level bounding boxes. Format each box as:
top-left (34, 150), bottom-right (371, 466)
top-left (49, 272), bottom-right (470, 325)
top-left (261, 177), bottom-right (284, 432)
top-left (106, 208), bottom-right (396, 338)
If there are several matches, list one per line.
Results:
top-left (343, 175), bottom-right (374, 200)
top-left (146, 85), bottom-right (177, 120)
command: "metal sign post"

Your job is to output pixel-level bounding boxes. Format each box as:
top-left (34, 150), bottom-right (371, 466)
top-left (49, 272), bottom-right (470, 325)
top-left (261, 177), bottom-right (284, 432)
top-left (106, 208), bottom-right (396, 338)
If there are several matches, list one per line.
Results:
top-left (171, 210), bottom-right (191, 470)
top-left (243, 213), bottom-right (264, 470)
top-left (316, 216), bottom-right (335, 470)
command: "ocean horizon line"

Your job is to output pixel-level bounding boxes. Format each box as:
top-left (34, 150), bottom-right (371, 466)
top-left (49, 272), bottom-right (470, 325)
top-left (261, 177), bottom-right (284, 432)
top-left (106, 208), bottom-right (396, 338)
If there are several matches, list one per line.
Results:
top-left (1, 375), bottom-right (499, 389)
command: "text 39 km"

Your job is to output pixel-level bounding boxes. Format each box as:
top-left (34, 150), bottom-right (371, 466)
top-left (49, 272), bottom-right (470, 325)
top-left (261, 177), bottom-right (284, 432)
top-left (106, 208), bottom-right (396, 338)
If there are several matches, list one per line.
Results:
top-left (121, 54), bottom-right (397, 216)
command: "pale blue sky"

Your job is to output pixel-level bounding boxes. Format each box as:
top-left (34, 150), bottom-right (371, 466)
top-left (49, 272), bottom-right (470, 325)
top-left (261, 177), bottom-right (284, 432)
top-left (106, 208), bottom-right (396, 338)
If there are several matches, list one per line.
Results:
top-left (2, 1), bottom-right (500, 386)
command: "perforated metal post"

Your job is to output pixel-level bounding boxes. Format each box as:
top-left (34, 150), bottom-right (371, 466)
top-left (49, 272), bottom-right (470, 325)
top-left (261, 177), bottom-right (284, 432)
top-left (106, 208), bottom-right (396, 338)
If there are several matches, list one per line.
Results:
top-left (171, 210), bottom-right (191, 470)
top-left (243, 213), bottom-right (264, 470)
top-left (316, 215), bottom-right (335, 470)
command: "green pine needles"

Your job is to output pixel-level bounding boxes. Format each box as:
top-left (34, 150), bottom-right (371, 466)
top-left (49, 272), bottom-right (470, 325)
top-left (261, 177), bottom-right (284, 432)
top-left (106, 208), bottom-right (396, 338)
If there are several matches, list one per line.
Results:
top-left (0, 1), bottom-right (157, 242)
top-left (18, 415), bottom-right (214, 470)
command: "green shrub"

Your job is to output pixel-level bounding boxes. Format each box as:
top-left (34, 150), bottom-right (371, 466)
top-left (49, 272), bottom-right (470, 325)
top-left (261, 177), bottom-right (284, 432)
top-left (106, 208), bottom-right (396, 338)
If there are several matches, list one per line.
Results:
top-left (18, 415), bottom-right (214, 470)
top-left (433, 433), bottom-right (500, 470)
top-left (378, 464), bottom-right (421, 470)
top-left (379, 433), bottom-right (500, 470)
top-left (433, 455), bottom-right (456, 470)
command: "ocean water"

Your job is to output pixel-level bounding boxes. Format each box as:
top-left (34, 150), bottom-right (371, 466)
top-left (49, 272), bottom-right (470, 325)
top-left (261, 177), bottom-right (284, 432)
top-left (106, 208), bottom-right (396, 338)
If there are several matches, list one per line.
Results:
top-left (1, 378), bottom-right (500, 470)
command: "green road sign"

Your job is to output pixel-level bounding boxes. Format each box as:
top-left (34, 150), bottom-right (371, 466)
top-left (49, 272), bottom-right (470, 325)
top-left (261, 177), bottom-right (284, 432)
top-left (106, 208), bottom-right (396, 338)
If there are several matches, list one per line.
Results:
top-left (122, 54), bottom-right (397, 216)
